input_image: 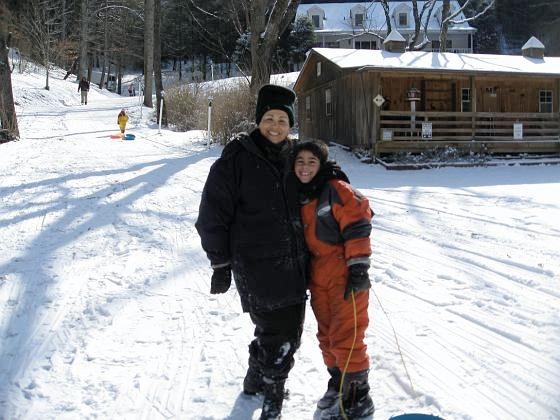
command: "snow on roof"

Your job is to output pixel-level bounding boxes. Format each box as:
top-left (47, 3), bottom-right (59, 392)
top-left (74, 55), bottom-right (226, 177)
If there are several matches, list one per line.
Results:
top-left (297, 1), bottom-right (474, 33)
top-left (384, 29), bottom-right (406, 43)
top-left (522, 36), bottom-right (545, 50)
top-left (308, 48), bottom-right (560, 77)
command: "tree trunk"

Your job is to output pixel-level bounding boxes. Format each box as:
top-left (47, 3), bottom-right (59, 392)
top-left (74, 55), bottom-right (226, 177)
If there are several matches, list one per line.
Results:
top-left (143, 0), bottom-right (154, 108)
top-left (0, 33), bottom-right (20, 140)
top-left (61, 0), bottom-right (67, 40)
top-left (99, 0), bottom-right (108, 89)
top-left (440, 0), bottom-right (450, 52)
top-left (78, 0), bottom-right (88, 78)
top-left (154, 0), bottom-right (166, 125)
top-left (248, 0), bottom-right (301, 95)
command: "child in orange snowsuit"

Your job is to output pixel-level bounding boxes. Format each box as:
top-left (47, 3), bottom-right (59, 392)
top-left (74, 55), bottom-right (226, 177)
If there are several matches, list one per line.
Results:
top-left (293, 140), bottom-right (374, 419)
top-left (117, 109), bottom-right (129, 136)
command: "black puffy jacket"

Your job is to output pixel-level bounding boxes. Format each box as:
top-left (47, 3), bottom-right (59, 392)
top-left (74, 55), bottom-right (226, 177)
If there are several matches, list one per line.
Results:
top-left (195, 130), bottom-right (308, 312)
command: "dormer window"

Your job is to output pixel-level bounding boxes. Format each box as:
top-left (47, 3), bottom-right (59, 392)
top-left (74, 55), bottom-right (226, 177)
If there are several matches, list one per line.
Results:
top-left (307, 6), bottom-right (324, 30)
top-left (351, 5), bottom-right (366, 27)
top-left (355, 13), bottom-right (364, 26)
top-left (398, 12), bottom-right (408, 27)
top-left (312, 15), bottom-right (320, 29)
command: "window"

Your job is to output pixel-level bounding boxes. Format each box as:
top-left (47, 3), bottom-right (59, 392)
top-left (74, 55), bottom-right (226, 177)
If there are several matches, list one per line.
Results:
top-left (355, 41), bottom-right (376, 50)
top-left (312, 15), bottom-right (320, 29)
top-left (355, 13), bottom-right (364, 26)
top-left (325, 88), bottom-right (332, 116)
top-left (431, 40), bottom-right (452, 51)
top-left (461, 88), bottom-right (471, 112)
top-left (539, 90), bottom-right (553, 113)
top-left (326, 41), bottom-right (340, 48)
top-left (306, 96), bottom-right (311, 120)
top-left (316, 61), bottom-right (322, 77)
top-left (398, 12), bottom-right (408, 27)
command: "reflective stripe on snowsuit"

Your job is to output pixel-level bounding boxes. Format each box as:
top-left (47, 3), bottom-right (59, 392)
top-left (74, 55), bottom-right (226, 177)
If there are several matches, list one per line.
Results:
top-left (301, 179), bottom-right (373, 372)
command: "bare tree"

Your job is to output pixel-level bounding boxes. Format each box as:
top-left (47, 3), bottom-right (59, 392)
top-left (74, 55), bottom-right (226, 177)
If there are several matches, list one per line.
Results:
top-left (20, 0), bottom-right (67, 90)
top-left (409, 0), bottom-right (437, 51)
top-left (154, 0), bottom-right (166, 124)
top-left (231, 0), bottom-right (300, 94)
top-left (440, 0), bottom-right (495, 52)
top-left (144, 0), bottom-right (154, 107)
top-left (78, 0), bottom-right (89, 78)
top-left (0, 4), bottom-right (19, 141)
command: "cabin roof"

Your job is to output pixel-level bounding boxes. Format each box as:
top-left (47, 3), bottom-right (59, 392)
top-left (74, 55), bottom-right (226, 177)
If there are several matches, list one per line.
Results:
top-left (295, 48), bottom-right (560, 90)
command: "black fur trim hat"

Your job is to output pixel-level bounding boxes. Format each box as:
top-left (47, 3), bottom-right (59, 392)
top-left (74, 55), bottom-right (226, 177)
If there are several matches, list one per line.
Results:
top-left (256, 84), bottom-right (296, 127)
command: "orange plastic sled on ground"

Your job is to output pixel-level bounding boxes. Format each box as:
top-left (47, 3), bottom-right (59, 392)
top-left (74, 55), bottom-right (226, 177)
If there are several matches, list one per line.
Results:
top-left (110, 133), bottom-right (123, 139)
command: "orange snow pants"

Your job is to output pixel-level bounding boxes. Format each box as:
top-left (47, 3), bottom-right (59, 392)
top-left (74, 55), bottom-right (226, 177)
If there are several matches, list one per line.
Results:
top-left (309, 252), bottom-right (370, 373)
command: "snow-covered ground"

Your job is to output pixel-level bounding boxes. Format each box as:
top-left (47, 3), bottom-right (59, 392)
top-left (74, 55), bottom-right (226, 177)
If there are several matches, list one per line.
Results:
top-left (1, 67), bottom-right (559, 420)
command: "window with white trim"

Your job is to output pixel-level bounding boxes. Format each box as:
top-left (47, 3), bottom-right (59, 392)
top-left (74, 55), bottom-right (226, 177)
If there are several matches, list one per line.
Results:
top-left (355, 13), bottom-right (364, 26)
top-left (312, 15), bottom-right (320, 29)
top-left (316, 61), bottom-right (322, 77)
top-left (539, 90), bottom-right (553, 113)
top-left (325, 88), bottom-right (332, 116)
top-left (305, 96), bottom-right (311, 120)
top-left (398, 12), bottom-right (408, 27)
top-left (355, 40), bottom-right (376, 50)
top-left (461, 88), bottom-right (471, 112)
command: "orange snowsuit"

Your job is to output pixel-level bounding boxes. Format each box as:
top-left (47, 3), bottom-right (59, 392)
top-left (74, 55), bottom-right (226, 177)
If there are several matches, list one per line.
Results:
top-left (301, 179), bottom-right (373, 372)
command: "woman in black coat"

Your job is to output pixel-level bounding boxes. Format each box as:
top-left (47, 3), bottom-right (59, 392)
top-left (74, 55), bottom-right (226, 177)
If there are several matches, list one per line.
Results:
top-left (195, 84), bottom-right (308, 420)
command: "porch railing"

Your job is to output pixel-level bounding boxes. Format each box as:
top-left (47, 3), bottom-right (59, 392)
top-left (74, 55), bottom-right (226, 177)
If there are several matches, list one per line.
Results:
top-left (379, 111), bottom-right (560, 142)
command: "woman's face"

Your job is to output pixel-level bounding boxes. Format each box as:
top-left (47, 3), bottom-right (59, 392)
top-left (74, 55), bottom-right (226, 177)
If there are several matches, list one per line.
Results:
top-left (258, 110), bottom-right (290, 144)
top-left (294, 150), bottom-right (321, 184)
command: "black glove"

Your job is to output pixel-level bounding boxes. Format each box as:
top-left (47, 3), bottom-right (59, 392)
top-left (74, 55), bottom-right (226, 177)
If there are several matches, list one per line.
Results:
top-left (344, 263), bottom-right (371, 300)
top-left (210, 265), bottom-right (232, 294)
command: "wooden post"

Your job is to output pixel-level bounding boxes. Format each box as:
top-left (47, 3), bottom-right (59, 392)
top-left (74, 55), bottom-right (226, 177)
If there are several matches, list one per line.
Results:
top-left (372, 72), bottom-right (381, 158)
top-left (557, 78), bottom-right (560, 139)
top-left (470, 75), bottom-right (477, 140)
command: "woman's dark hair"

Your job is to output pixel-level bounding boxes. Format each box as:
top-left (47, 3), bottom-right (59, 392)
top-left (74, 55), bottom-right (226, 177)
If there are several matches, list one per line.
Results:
top-left (293, 140), bottom-right (329, 164)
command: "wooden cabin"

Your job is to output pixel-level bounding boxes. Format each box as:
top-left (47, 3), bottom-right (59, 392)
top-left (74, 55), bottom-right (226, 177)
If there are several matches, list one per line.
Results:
top-left (294, 38), bottom-right (560, 156)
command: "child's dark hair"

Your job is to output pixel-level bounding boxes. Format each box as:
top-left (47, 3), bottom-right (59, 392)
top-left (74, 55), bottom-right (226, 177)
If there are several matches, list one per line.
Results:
top-left (293, 140), bottom-right (329, 164)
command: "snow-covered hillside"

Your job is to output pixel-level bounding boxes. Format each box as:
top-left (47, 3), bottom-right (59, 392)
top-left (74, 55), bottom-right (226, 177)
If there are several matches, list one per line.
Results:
top-left (1, 66), bottom-right (559, 420)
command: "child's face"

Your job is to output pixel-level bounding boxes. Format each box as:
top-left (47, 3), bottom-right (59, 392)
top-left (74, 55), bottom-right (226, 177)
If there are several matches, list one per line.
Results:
top-left (294, 150), bottom-right (321, 184)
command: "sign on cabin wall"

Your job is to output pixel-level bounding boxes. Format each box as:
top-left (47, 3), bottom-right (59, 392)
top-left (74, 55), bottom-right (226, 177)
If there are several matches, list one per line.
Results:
top-left (422, 122), bottom-right (433, 139)
top-left (382, 129), bottom-right (393, 141)
top-left (513, 123), bottom-right (523, 140)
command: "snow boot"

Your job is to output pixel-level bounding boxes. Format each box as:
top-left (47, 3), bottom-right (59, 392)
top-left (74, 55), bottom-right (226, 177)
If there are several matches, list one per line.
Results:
top-left (317, 367), bottom-right (341, 409)
top-left (243, 364), bottom-right (264, 395)
top-left (320, 370), bottom-right (374, 419)
top-left (260, 378), bottom-right (285, 420)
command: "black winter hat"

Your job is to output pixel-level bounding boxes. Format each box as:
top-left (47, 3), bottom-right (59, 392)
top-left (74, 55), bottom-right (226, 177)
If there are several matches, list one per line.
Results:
top-left (255, 84), bottom-right (296, 127)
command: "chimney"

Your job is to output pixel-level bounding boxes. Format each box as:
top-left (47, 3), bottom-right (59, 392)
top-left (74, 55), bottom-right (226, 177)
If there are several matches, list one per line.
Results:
top-left (522, 36), bottom-right (545, 59)
top-left (383, 29), bottom-right (406, 53)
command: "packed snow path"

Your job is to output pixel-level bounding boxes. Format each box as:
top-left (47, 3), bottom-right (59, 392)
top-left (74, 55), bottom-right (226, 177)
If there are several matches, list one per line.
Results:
top-left (1, 70), bottom-right (559, 419)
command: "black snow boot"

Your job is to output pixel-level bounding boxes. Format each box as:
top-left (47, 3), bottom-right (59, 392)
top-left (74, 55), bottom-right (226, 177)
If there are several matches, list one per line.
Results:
top-left (260, 379), bottom-right (285, 420)
top-left (243, 364), bottom-right (264, 395)
top-left (317, 367), bottom-right (342, 409)
top-left (320, 370), bottom-right (374, 419)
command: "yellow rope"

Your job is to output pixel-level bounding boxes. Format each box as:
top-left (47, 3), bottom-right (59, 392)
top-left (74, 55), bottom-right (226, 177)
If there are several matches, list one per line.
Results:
top-left (338, 290), bottom-right (358, 420)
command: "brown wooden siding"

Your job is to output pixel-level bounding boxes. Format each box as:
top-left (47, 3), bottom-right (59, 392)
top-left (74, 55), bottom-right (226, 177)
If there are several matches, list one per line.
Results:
top-left (295, 51), bottom-right (560, 154)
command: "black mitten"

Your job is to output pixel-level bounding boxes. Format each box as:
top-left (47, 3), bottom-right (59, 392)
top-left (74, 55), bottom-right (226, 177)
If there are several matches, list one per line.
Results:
top-left (344, 263), bottom-right (371, 300)
top-left (210, 265), bottom-right (232, 294)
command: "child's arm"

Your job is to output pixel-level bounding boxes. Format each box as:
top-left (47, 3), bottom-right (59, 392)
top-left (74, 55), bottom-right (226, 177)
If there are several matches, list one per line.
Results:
top-left (331, 181), bottom-right (373, 263)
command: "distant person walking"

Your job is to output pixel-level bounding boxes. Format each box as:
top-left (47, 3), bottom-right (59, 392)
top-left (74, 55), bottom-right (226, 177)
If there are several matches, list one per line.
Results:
top-left (128, 84), bottom-right (135, 96)
top-left (78, 77), bottom-right (90, 105)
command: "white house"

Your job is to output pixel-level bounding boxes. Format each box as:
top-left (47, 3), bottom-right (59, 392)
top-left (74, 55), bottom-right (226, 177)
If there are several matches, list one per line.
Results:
top-left (297, 1), bottom-right (476, 53)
